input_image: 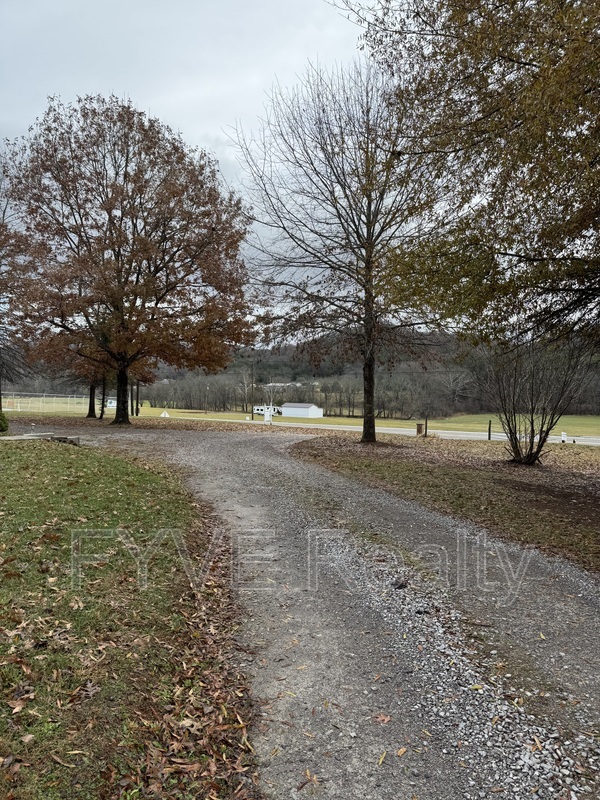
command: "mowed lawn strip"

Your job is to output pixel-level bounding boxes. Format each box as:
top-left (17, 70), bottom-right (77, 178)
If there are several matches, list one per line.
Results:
top-left (0, 441), bottom-right (257, 800)
top-left (293, 435), bottom-right (600, 573)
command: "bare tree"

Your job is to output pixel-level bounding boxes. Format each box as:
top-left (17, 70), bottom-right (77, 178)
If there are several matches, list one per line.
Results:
top-left (0, 334), bottom-right (30, 413)
top-left (238, 367), bottom-right (252, 413)
top-left (237, 62), bottom-right (442, 442)
top-left (438, 369), bottom-right (475, 410)
top-left (479, 335), bottom-right (595, 465)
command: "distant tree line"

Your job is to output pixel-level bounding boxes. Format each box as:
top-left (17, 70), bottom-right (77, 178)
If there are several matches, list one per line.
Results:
top-left (130, 341), bottom-right (598, 421)
top-left (5, 335), bottom-right (599, 423)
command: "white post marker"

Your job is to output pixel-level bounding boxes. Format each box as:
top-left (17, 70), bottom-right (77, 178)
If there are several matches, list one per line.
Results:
top-left (561, 432), bottom-right (567, 443)
top-left (264, 409), bottom-right (272, 425)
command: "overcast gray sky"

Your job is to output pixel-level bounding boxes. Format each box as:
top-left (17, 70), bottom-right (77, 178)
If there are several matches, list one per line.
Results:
top-left (0, 0), bottom-right (361, 183)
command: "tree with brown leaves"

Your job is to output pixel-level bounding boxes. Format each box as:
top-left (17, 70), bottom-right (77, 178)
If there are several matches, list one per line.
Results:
top-left (7, 95), bottom-right (251, 424)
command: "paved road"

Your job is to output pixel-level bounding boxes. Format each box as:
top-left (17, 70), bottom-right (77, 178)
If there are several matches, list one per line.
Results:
top-left (6, 411), bottom-right (599, 444)
top-left (166, 416), bottom-right (600, 446)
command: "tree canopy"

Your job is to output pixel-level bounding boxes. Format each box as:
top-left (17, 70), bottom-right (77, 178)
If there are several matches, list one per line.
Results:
top-left (340, 0), bottom-right (600, 337)
top-left (7, 95), bottom-right (251, 423)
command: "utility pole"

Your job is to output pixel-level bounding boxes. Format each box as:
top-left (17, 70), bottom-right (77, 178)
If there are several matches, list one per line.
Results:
top-left (251, 361), bottom-right (255, 420)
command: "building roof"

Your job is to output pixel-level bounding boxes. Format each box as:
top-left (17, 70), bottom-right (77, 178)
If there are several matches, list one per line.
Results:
top-left (281, 403), bottom-right (319, 408)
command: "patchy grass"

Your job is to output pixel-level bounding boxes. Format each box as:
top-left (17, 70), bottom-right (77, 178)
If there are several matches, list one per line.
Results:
top-left (0, 441), bottom-right (258, 800)
top-left (292, 434), bottom-right (600, 573)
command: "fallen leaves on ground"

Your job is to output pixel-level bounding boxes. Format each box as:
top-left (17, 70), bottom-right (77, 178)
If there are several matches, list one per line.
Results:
top-left (0, 444), bottom-right (262, 800)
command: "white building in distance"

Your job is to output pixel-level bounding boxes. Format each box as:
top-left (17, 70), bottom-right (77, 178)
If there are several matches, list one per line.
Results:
top-left (281, 403), bottom-right (324, 418)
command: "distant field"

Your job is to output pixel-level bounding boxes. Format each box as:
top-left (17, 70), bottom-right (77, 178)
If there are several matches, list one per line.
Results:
top-left (140, 407), bottom-right (251, 420)
top-left (4, 399), bottom-right (598, 437)
top-left (417, 413), bottom-right (599, 437)
top-left (121, 409), bottom-right (600, 436)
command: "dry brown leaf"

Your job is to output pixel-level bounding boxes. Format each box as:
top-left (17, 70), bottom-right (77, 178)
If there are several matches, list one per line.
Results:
top-left (374, 713), bottom-right (392, 724)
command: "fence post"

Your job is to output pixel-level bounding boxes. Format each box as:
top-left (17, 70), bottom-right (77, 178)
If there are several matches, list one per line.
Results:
top-left (488, 419), bottom-right (492, 441)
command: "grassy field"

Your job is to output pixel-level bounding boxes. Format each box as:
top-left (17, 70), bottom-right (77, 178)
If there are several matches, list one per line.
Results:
top-left (293, 434), bottom-right (600, 573)
top-left (0, 441), bottom-right (255, 800)
top-left (412, 412), bottom-right (600, 436)
top-left (5, 404), bottom-right (599, 437)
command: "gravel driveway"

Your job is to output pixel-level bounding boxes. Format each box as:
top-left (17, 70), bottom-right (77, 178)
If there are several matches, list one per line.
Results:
top-left (36, 426), bottom-right (600, 798)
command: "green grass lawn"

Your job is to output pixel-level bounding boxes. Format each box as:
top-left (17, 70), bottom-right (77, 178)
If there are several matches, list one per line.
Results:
top-left (205, 410), bottom-right (598, 436)
top-left (277, 412), bottom-right (598, 436)
top-left (0, 441), bottom-right (254, 800)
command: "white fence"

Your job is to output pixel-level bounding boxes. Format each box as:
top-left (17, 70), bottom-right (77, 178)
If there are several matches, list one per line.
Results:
top-left (2, 393), bottom-right (88, 414)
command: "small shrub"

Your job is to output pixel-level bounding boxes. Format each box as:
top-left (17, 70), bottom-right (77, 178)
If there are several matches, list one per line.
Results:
top-left (0, 412), bottom-right (8, 433)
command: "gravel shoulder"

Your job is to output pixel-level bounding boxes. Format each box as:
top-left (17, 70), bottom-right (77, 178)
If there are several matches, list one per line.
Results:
top-left (16, 425), bottom-right (600, 799)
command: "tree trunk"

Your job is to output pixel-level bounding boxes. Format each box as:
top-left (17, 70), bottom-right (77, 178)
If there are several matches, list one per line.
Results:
top-left (362, 261), bottom-right (377, 444)
top-left (135, 381), bottom-right (140, 416)
top-left (362, 352), bottom-right (376, 442)
top-left (86, 383), bottom-right (97, 418)
top-left (112, 367), bottom-right (130, 425)
top-left (130, 382), bottom-right (135, 417)
top-left (99, 375), bottom-right (106, 420)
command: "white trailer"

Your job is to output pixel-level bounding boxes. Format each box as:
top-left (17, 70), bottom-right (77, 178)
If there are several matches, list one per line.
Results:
top-left (253, 405), bottom-right (282, 416)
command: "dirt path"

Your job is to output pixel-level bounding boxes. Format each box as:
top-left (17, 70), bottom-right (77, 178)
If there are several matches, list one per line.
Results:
top-left (32, 425), bottom-right (600, 798)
